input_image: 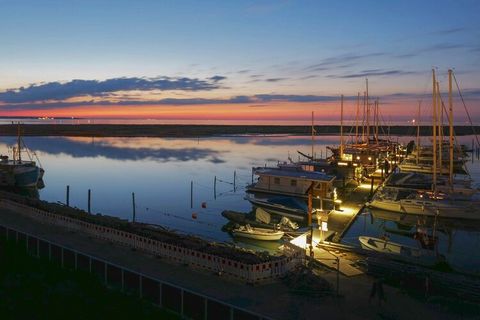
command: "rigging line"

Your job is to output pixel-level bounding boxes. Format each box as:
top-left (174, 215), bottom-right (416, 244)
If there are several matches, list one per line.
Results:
top-left (452, 72), bottom-right (480, 148)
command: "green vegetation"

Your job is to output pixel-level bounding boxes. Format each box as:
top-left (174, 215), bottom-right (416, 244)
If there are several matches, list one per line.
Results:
top-left (0, 238), bottom-right (179, 320)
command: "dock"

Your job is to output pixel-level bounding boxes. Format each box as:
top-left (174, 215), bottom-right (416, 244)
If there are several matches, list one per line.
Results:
top-left (290, 173), bottom-right (385, 276)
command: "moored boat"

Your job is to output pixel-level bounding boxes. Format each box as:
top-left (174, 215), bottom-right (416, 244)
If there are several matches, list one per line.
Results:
top-left (232, 224), bottom-right (284, 241)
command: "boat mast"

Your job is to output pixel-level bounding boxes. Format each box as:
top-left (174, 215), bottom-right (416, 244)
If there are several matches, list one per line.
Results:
top-left (17, 123), bottom-right (22, 163)
top-left (311, 111), bottom-right (315, 159)
top-left (340, 95), bottom-right (344, 158)
top-left (437, 81), bottom-right (442, 176)
top-left (355, 92), bottom-right (360, 144)
top-left (375, 99), bottom-right (379, 145)
top-left (416, 101), bottom-right (421, 165)
top-left (366, 79), bottom-right (370, 145)
top-left (448, 69), bottom-right (454, 187)
top-left (362, 92), bottom-right (366, 143)
top-left (432, 69), bottom-right (437, 194)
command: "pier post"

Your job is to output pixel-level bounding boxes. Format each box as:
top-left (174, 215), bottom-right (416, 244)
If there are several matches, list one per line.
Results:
top-left (66, 185), bottom-right (70, 207)
top-left (233, 170), bottom-right (236, 192)
top-left (336, 257), bottom-right (340, 297)
top-left (132, 192), bottom-right (136, 223)
top-left (214, 176), bottom-right (217, 200)
top-left (87, 189), bottom-right (91, 214)
top-left (190, 181), bottom-right (193, 209)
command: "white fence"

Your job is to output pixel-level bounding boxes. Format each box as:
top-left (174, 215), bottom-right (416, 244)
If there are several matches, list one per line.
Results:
top-left (0, 199), bottom-right (304, 283)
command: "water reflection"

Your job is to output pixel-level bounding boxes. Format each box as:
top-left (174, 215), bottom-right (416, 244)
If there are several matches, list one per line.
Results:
top-left (0, 137), bottom-right (226, 163)
top-left (347, 207), bottom-right (480, 275)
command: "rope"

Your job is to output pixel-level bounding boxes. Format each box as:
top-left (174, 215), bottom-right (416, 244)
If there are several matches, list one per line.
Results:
top-left (452, 72), bottom-right (480, 148)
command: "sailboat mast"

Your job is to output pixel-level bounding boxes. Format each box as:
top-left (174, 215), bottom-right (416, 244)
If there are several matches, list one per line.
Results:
top-left (432, 69), bottom-right (437, 193)
top-left (340, 95), bottom-right (344, 158)
top-left (355, 92), bottom-right (360, 144)
top-left (448, 69), bottom-right (454, 186)
top-left (366, 79), bottom-right (370, 145)
top-left (416, 101), bottom-right (421, 165)
top-left (375, 99), bottom-right (379, 145)
top-left (362, 92), bottom-right (366, 143)
top-left (437, 81), bottom-right (442, 176)
top-left (17, 123), bottom-right (22, 163)
top-left (311, 111), bottom-right (315, 159)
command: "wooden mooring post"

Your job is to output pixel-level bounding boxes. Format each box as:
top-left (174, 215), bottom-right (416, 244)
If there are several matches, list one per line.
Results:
top-left (214, 176), bottom-right (217, 200)
top-left (87, 189), bottom-right (91, 214)
top-left (190, 181), bottom-right (193, 209)
top-left (233, 170), bottom-right (236, 192)
top-left (132, 192), bottom-right (136, 223)
top-left (66, 185), bottom-right (70, 207)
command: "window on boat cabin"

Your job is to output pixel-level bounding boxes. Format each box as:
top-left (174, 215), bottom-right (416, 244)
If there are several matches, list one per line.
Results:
top-left (274, 177), bottom-right (280, 184)
top-left (290, 179), bottom-right (297, 186)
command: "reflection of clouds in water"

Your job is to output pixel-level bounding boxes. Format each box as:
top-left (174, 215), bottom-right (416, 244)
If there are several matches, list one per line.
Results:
top-left (3, 137), bottom-right (225, 163)
top-left (222, 135), bottom-right (340, 146)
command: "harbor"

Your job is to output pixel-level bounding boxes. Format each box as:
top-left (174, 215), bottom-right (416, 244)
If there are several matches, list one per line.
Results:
top-left (2, 1), bottom-right (480, 318)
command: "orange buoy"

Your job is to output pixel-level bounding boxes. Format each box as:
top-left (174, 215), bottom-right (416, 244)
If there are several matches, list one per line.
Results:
top-left (192, 212), bottom-right (197, 219)
top-left (201, 202), bottom-right (207, 208)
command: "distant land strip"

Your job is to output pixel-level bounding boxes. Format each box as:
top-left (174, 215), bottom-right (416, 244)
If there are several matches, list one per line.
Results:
top-left (0, 124), bottom-right (479, 137)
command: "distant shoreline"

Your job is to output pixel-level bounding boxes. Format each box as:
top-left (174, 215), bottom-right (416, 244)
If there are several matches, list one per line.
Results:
top-left (0, 124), bottom-right (478, 137)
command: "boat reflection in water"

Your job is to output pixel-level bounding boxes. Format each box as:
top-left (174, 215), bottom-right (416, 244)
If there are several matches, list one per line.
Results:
top-left (352, 207), bottom-right (480, 275)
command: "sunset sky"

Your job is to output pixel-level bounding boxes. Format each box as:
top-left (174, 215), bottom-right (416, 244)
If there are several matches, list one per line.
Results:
top-left (0, 0), bottom-right (479, 123)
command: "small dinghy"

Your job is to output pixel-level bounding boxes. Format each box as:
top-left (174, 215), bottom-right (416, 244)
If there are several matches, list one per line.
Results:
top-left (358, 236), bottom-right (438, 266)
top-left (232, 224), bottom-right (284, 241)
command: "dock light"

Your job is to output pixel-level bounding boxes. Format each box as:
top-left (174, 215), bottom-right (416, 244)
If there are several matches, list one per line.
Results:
top-left (338, 162), bottom-right (348, 166)
top-left (368, 157), bottom-right (372, 161)
top-left (356, 156), bottom-right (360, 160)
top-left (353, 163), bottom-right (358, 167)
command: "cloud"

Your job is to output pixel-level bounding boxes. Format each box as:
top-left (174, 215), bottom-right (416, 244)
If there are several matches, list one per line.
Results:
top-left (327, 69), bottom-right (417, 79)
top-left (0, 76), bottom-right (227, 103)
top-left (265, 78), bottom-right (288, 82)
top-left (430, 27), bottom-right (466, 35)
top-left (419, 43), bottom-right (470, 53)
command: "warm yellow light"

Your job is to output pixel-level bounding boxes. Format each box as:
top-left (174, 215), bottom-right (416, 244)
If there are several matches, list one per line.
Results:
top-left (338, 162), bottom-right (348, 166)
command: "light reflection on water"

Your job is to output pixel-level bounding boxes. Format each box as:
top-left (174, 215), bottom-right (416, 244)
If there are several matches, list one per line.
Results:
top-left (0, 134), bottom-right (479, 273)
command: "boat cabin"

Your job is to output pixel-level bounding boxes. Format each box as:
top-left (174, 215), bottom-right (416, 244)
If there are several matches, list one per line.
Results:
top-left (248, 166), bottom-right (336, 199)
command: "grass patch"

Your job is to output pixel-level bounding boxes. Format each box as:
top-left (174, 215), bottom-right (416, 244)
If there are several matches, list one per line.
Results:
top-left (0, 238), bottom-right (179, 320)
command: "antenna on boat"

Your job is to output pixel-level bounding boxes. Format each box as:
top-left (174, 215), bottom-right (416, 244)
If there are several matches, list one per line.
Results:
top-left (436, 81), bottom-right (442, 177)
top-left (416, 101), bottom-right (421, 165)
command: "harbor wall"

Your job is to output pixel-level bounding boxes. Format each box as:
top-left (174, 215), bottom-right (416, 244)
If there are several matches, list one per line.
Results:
top-left (0, 199), bottom-right (304, 284)
top-left (0, 224), bottom-right (273, 320)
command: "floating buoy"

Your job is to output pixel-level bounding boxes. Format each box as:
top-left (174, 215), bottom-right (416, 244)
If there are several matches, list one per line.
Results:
top-left (201, 202), bottom-right (207, 208)
top-left (192, 212), bottom-right (197, 219)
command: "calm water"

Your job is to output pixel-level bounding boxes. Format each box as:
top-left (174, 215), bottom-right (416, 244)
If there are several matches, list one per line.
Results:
top-left (1, 134), bottom-right (479, 273)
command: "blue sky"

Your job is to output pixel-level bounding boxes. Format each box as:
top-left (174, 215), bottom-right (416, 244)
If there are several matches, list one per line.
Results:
top-left (0, 0), bottom-right (479, 120)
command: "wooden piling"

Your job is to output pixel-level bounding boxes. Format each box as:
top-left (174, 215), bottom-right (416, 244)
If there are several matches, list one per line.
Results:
top-left (66, 185), bottom-right (70, 207)
top-left (233, 170), bottom-right (236, 192)
top-left (132, 192), bottom-right (136, 223)
top-left (214, 176), bottom-right (217, 200)
top-left (87, 189), bottom-right (91, 214)
top-left (190, 181), bottom-right (193, 209)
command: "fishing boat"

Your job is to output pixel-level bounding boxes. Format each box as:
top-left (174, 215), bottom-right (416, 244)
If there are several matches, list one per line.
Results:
top-left (245, 194), bottom-right (313, 221)
top-left (0, 124), bottom-right (44, 188)
top-left (358, 236), bottom-right (438, 266)
top-left (232, 224), bottom-right (284, 241)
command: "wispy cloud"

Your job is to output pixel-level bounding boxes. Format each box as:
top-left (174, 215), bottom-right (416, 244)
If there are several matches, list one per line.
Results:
top-left (430, 27), bottom-right (466, 35)
top-left (305, 53), bottom-right (386, 72)
top-left (327, 69), bottom-right (417, 79)
top-left (265, 78), bottom-right (288, 82)
top-left (0, 76), bottom-right (227, 103)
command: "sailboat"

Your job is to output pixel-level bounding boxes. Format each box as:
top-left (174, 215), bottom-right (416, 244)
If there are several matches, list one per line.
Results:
top-left (0, 124), bottom-right (44, 188)
top-left (368, 69), bottom-right (480, 220)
